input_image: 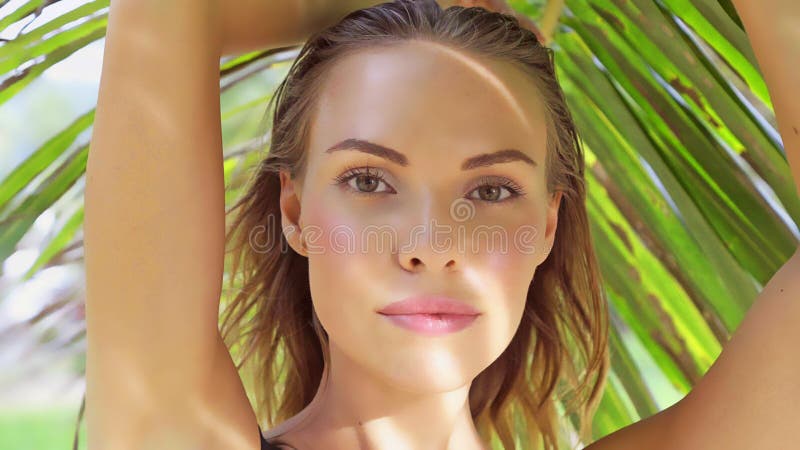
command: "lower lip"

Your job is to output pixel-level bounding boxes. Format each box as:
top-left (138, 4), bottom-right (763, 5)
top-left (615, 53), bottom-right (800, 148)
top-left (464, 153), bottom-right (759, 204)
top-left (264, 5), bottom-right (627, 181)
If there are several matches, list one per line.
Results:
top-left (378, 313), bottom-right (479, 336)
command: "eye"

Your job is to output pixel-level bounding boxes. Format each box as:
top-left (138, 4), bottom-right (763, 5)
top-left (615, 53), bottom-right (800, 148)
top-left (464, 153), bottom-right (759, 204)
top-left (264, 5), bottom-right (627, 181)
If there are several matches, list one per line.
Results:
top-left (331, 167), bottom-right (526, 204)
top-left (466, 176), bottom-right (526, 204)
top-left (332, 165), bottom-right (395, 196)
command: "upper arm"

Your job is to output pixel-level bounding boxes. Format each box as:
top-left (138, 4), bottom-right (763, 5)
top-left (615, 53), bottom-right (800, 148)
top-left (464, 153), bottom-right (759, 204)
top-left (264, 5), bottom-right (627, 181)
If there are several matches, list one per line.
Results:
top-left (660, 249), bottom-right (800, 449)
top-left (583, 402), bottom-right (680, 450)
top-left (84, 2), bottom-right (256, 448)
top-left (588, 3), bottom-right (800, 449)
top-left (651, 3), bottom-right (800, 448)
top-left (731, 0), bottom-right (800, 195)
top-left (218, 0), bottom-right (310, 55)
top-left (217, 0), bottom-right (390, 56)
top-left (588, 249), bottom-right (800, 450)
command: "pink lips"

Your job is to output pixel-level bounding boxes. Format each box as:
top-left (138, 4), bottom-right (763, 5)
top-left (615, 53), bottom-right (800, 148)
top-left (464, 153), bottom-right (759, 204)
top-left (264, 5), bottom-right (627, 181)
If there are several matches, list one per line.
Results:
top-left (377, 295), bottom-right (481, 336)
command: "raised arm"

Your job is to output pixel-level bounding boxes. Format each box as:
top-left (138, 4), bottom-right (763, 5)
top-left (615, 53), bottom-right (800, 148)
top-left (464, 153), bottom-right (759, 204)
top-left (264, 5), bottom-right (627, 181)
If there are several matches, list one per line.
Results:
top-left (219, 0), bottom-right (386, 55)
top-left (84, 1), bottom-right (230, 449)
top-left (662, 2), bottom-right (800, 447)
top-left (587, 1), bottom-right (800, 449)
top-left (730, 0), bottom-right (800, 197)
top-left (84, 1), bottom-right (384, 449)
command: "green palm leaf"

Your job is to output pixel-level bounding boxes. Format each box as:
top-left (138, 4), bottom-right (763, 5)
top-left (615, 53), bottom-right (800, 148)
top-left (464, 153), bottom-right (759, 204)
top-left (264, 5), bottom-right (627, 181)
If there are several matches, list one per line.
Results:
top-left (1, 0), bottom-right (796, 448)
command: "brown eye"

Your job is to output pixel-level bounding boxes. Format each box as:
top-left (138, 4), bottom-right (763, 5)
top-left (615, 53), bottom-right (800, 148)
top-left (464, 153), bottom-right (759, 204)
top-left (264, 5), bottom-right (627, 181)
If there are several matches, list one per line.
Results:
top-left (476, 185), bottom-right (502, 202)
top-left (354, 174), bottom-right (380, 192)
top-left (466, 176), bottom-right (525, 204)
top-left (332, 166), bottom-right (394, 196)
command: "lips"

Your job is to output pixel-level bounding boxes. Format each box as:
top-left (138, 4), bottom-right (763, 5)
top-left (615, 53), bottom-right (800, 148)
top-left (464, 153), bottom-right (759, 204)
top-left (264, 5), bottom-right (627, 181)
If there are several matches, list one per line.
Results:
top-left (377, 295), bottom-right (481, 316)
top-left (379, 313), bottom-right (479, 336)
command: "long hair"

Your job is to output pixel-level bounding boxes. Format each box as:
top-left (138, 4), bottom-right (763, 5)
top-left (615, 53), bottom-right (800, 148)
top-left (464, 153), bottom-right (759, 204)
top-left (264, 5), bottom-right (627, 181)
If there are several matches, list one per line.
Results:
top-left (220, 1), bottom-right (610, 448)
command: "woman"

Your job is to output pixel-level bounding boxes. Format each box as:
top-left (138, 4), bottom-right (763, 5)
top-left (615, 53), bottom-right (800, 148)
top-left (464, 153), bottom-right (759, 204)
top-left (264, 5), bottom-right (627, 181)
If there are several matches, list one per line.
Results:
top-left (84, 0), bottom-right (800, 449)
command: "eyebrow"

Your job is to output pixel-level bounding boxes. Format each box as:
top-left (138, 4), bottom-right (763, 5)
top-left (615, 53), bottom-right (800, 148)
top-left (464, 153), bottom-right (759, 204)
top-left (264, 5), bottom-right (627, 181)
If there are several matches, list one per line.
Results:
top-left (324, 138), bottom-right (538, 170)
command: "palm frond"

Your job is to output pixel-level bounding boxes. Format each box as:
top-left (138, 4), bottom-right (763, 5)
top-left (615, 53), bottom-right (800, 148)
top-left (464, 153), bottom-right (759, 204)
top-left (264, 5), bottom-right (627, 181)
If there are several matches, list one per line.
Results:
top-left (1, 0), bottom-right (796, 447)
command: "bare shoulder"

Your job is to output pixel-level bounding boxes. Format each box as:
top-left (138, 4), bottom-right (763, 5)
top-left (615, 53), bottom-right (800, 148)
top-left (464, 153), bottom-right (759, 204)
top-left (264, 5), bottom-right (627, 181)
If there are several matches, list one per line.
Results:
top-left (583, 402), bottom-right (680, 450)
top-left (660, 251), bottom-right (800, 449)
top-left (590, 251), bottom-right (800, 450)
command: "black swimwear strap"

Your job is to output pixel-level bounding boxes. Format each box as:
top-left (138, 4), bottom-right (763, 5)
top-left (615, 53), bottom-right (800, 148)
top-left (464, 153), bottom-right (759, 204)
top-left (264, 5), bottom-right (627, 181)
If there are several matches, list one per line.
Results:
top-left (258, 425), bottom-right (298, 450)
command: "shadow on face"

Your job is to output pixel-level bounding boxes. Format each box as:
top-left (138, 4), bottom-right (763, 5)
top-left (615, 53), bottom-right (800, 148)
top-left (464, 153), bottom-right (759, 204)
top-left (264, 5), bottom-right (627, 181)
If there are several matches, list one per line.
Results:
top-left (279, 39), bottom-right (563, 394)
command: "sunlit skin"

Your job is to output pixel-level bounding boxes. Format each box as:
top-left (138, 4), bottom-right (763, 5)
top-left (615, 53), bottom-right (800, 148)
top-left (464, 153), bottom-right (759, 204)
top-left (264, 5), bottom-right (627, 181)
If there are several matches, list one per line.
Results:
top-left (271, 40), bottom-right (563, 450)
top-left (81, 0), bottom-right (800, 447)
top-left (82, 0), bottom-right (800, 448)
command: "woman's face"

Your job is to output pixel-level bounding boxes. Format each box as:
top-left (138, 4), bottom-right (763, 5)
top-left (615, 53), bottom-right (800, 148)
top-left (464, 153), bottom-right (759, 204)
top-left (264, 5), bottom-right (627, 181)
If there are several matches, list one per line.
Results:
top-left (279, 40), bottom-right (561, 393)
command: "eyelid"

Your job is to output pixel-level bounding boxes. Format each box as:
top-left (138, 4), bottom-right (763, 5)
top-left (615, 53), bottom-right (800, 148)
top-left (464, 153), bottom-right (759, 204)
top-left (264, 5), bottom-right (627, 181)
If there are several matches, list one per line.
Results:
top-left (332, 164), bottom-right (396, 194)
top-left (464, 175), bottom-right (527, 203)
top-left (332, 165), bottom-right (526, 202)
top-left (465, 175), bottom-right (526, 196)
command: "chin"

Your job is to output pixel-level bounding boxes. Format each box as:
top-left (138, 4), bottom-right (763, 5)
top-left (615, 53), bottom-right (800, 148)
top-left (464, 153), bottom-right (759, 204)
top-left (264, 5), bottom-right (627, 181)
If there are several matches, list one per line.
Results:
top-left (373, 353), bottom-right (483, 394)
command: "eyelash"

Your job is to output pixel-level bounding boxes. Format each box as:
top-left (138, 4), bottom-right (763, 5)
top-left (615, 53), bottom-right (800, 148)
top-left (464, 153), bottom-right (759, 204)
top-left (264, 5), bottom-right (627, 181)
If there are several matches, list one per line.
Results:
top-left (331, 164), bottom-right (527, 203)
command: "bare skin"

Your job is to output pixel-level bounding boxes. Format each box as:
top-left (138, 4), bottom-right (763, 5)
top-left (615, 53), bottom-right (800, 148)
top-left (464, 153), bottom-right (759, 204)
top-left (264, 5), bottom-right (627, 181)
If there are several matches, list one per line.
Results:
top-left (84, 0), bottom-right (800, 449)
top-left (266, 39), bottom-right (559, 450)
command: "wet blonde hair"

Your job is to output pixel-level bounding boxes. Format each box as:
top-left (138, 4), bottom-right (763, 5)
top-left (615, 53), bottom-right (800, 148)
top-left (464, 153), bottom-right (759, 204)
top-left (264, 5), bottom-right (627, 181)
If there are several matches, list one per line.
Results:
top-left (220, 1), bottom-right (610, 448)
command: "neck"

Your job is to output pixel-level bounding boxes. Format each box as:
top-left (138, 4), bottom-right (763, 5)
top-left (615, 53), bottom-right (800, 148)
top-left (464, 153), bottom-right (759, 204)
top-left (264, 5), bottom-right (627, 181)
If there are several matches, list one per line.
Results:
top-left (282, 342), bottom-right (488, 450)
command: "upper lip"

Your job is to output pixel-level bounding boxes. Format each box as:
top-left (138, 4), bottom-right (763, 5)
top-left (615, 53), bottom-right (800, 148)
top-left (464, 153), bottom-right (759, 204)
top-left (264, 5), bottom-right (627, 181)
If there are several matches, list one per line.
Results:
top-left (377, 295), bottom-right (481, 316)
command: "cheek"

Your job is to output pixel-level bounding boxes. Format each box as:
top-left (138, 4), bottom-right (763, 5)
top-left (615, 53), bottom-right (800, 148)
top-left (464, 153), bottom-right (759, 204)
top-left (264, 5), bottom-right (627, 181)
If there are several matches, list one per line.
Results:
top-left (476, 221), bottom-right (544, 330)
top-left (304, 198), bottom-right (380, 268)
top-left (303, 198), bottom-right (381, 334)
top-left (477, 217), bottom-right (545, 280)
top-left (304, 203), bottom-right (361, 299)
top-left (483, 245), bottom-right (534, 315)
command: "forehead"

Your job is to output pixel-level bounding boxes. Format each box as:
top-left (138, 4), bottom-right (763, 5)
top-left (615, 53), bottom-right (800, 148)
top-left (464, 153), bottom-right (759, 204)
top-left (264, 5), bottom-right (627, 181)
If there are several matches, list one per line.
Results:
top-left (307, 40), bottom-right (548, 169)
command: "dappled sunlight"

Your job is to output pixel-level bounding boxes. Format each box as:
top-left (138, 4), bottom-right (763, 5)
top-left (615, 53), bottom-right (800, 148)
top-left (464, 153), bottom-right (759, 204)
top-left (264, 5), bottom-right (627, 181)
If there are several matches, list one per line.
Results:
top-left (2, 0), bottom-right (793, 449)
top-left (416, 40), bottom-right (544, 135)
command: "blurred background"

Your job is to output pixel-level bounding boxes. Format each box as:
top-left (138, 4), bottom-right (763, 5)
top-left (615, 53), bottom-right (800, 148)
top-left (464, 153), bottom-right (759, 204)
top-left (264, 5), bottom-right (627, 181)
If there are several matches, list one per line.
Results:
top-left (1, 3), bottom-right (99, 448)
top-left (1, 0), bottom-right (797, 449)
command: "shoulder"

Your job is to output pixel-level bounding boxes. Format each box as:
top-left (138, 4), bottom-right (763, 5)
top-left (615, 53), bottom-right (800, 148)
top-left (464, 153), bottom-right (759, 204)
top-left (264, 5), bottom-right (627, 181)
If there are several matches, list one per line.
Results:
top-left (583, 403), bottom-right (679, 450)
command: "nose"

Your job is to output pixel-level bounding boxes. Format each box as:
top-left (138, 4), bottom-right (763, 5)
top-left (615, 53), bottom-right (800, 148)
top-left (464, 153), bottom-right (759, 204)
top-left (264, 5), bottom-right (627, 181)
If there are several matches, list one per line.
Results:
top-left (396, 199), bottom-right (463, 273)
top-left (400, 246), bottom-right (457, 272)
